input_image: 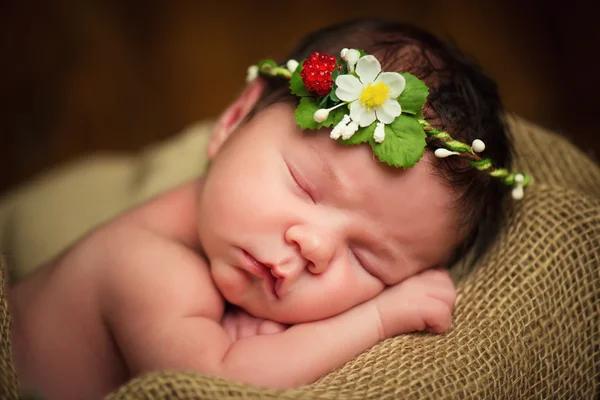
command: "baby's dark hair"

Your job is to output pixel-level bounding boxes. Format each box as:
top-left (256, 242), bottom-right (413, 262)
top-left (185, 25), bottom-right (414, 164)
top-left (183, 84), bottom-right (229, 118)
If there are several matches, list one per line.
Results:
top-left (250, 18), bottom-right (513, 268)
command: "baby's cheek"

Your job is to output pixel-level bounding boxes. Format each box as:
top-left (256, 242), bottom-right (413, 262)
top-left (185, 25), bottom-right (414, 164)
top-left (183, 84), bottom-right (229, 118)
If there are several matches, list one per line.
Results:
top-left (210, 262), bottom-right (252, 305)
top-left (328, 272), bottom-right (384, 311)
top-left (350, 279), bottom-right (385, 306)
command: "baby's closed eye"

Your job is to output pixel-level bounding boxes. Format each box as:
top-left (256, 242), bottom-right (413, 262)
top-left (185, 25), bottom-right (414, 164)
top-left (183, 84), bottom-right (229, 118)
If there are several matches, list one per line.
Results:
top-left (349, 247), bottom-right (386, 282)
top-left (287, 162), bottom-right (316, 203)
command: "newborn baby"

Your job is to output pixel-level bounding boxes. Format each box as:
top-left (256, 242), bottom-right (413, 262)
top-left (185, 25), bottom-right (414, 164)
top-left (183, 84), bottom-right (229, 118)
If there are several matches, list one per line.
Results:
top-left (8, 17), bottom-right (525, 400)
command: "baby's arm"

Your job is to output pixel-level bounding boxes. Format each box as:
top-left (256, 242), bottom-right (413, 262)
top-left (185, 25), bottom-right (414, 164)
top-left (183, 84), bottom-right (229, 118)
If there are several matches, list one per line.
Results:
top-left (112, 288), bottom-right (382, 388)
top-left (110, 254), bottom-right (454, 389)
top-left (221, 307), bottom-right (288, 341)
top-left (211, 267), bottom-right (455, 387)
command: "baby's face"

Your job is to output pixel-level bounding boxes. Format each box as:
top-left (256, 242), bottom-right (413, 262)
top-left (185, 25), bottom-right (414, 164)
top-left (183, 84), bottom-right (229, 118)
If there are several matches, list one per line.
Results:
top-left (198, 103), bottom-right (462, 324)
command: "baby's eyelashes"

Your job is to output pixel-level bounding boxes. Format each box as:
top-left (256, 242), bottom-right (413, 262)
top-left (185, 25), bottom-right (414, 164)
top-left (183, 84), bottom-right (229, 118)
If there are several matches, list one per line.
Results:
top-left (350, 247), bottom-right (382, 280)
top-left (286, 162), bottom-right (317, 203)
top-left (350, 249), bottom-right (373, 275)
top-left (350, 249), bottom-right (365, 268)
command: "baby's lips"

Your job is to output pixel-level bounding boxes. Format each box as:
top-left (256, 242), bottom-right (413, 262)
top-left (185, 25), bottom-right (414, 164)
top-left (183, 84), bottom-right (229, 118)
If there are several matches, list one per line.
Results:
top-left (274, 277), bottom-right (284, 298)
top-left (241, 250), bottom-right (271, 278)
top-left (262, 271), bottom-right (280, 299)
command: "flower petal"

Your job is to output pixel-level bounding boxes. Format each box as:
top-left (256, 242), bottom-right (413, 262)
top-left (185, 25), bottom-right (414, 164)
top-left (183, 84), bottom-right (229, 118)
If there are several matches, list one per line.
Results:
top-left (375, 72), bottom-right (406, 98)
top-left (376, 100), bottom-right (402, 124)
top-left (355, 55), bottom-right (381, 84)
top-left (335, 75), bottom-right (363, 102)
top-left (350, 101), bottom-right (376, 127)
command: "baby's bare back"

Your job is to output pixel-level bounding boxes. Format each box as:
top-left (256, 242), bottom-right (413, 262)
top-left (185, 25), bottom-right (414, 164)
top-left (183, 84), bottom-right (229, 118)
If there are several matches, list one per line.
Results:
top-left (10, 240), bottom-right (130, 399)
top-left (10, 179), bottom-right (222, 400)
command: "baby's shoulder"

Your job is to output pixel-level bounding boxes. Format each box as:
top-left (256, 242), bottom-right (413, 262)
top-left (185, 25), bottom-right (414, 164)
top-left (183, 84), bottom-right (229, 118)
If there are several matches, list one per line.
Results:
top-left (95, 218), bottom-right (225, 330)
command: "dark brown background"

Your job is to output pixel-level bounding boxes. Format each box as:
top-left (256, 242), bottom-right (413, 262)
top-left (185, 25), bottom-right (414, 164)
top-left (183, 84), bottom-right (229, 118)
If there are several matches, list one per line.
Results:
top-left (1, 1), bottom-right (598, 196)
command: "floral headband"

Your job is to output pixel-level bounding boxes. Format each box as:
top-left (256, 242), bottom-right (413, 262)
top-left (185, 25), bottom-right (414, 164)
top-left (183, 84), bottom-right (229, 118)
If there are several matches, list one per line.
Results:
top-left (247, 49), bottom-right (531, 200)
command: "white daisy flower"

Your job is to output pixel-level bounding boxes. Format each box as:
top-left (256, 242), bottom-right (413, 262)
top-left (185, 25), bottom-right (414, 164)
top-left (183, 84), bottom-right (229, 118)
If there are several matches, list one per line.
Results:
top-left (335, 55), bottom-right (406, 128)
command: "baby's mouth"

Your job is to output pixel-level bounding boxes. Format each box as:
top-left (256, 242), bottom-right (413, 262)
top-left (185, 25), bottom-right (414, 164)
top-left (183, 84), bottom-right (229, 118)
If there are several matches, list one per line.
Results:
top-left (242, 250), bottom-right (280, 299)
top-left (268, 273), bottom-right (280, 299)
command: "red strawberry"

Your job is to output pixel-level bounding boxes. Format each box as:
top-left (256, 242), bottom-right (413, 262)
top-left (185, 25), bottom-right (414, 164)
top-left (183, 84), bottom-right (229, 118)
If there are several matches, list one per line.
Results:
top-left (300, 52), bottom-right (338, 96)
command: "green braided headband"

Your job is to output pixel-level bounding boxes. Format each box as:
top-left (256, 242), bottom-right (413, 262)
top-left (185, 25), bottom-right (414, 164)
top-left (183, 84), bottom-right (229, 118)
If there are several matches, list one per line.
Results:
top-left (247, 48), bottom-right (532, 200)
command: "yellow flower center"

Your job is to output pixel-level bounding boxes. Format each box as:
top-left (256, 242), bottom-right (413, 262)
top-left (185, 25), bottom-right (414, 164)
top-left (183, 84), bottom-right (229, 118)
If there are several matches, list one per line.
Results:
top-left (359, 82), bottom-right (390, 110)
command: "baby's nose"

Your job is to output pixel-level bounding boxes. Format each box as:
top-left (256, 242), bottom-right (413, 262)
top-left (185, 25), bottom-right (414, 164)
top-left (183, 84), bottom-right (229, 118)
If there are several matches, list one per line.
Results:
top-left (284, 224), bottom-right (334, 274)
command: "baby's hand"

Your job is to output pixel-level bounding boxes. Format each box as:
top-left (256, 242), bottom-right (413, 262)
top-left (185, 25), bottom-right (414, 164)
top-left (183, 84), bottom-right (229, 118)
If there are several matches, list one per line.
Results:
top-left (373, 267), bottom-right (456, 339)
top-left (221, 307), bottom-right (289, 342)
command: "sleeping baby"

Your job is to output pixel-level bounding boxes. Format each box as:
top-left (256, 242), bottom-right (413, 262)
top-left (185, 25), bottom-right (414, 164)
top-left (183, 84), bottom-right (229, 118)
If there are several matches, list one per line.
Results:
top-left (8, 17), bottom-right (529, 400)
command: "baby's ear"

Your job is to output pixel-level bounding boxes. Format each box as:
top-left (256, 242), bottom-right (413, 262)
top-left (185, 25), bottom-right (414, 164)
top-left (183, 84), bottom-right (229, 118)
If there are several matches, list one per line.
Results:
top-left (207, 79), bottom-right (266, 159)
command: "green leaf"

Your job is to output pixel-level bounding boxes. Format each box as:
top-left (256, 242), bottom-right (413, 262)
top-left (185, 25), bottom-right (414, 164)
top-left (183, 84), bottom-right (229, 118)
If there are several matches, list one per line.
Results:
top-left (331, 66), bottom-right (340, 82)
top-left (295, 98), bottom-right (347, 130)
top-left (338, 62), bottom-right (348, 76)
top-left (290, 65), bottom-right (310, 97)
top-left (318, 96), bottom-right (329, 108)
top-left (371, 115), bottom-right (427, 168)
top-left (320, 106), bottom-right (346, 128)
top-left (398, 73), bottom-right (429, 115)
top-left (329, 88), bottom-right (339, 103)
top-left (295, 97), bottom-right (320, 129)
top-left (340, 123), bottom-right (375, 145)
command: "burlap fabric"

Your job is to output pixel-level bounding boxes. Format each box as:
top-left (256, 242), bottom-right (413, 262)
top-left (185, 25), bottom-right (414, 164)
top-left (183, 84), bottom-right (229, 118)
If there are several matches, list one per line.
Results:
top-left (1, 258), bottom-right (19, 399)
top-left (1, 115), bottom-right (599, 399)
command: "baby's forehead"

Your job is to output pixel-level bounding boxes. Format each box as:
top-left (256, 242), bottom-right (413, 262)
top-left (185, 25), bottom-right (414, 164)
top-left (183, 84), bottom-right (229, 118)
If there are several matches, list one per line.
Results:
top-left (324, 137), bottom-right (445, 195)
top-left (357, 156), bottom-right (454, 220)
top-left (268, 102), bottom-right (455, 213)
top-left (316, 140), bottom-right (462, 268)
top-left (305, 132), bottom-right (456, 221)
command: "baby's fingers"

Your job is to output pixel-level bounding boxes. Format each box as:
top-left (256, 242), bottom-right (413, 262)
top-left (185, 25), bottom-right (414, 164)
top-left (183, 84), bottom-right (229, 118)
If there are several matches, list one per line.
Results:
top-left (418, 266), bottom-right (452, 284)
top-left (221, 314), bottom-right (240, 341)
top-left (257, 320), bottom-right (288, 335)
top-left (419, 267), bottom-right (456, 307)
top-left (420, 298), bottom-right (453, 334)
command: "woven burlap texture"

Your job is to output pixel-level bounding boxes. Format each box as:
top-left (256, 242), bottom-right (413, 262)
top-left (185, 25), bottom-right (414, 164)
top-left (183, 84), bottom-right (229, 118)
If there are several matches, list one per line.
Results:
top-left (1, 115), bottom-right (599, 399)
top-left (1, 257), bottom-right (19, 399)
